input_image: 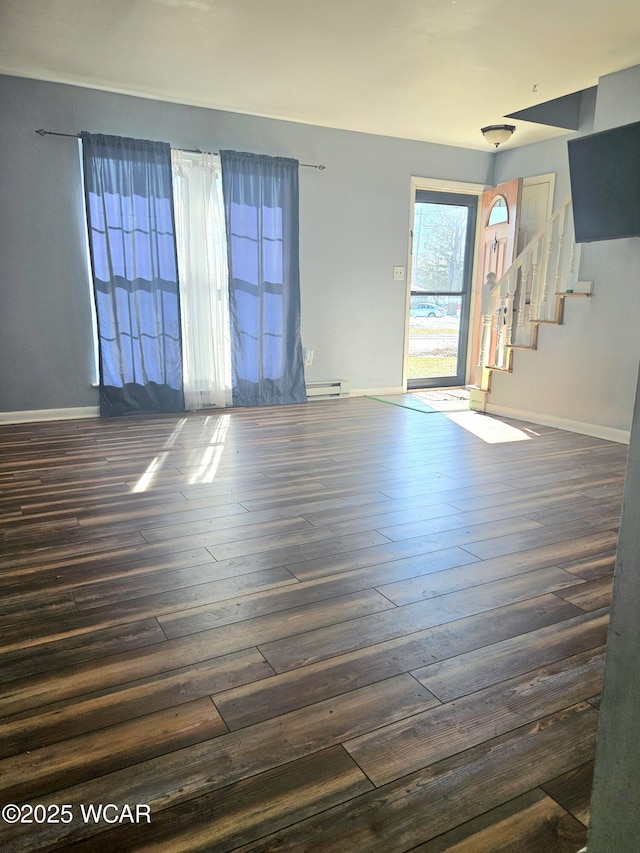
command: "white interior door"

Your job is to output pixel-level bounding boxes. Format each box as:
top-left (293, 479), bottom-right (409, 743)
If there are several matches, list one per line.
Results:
top-left (518, 173), bottom-right (556, 253)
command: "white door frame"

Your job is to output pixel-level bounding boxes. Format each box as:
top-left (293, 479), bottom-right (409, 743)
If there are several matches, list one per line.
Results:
top-left (404, 177), bottom-right (488, 391)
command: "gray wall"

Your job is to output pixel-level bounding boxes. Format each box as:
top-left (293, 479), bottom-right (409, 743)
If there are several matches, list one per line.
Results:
top-left (586, 61), bottom-right (640, 852)
top-left (489, 66), bottom-right (640, 436)
top-left (588, 363), bottom-right (640, 850)
top-left (0, 74), bottom-right (492, 414)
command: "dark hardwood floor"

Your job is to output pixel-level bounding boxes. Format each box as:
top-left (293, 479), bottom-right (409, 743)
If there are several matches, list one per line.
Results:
top-left (0, 397), bottom-right (626, 852)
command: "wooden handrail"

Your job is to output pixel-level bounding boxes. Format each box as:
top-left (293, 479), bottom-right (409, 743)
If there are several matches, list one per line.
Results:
top-left (489, 197), bottom-right (573, 299)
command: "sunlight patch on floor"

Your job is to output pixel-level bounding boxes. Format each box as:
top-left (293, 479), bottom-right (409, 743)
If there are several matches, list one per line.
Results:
top-left (188, 413), bottom-right (230, 484)
top-left (445, 410), bottom-right (532, 444)
top-left (132, 418), bottom-right (188, 492)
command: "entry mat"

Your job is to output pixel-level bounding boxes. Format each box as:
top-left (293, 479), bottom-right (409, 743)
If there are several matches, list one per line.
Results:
top-left (366, 389), bottom-right (470, 414)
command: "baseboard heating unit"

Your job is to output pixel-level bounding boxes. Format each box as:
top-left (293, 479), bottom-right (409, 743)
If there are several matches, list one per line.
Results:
top-left (306, 380), bottom-right (351, 400)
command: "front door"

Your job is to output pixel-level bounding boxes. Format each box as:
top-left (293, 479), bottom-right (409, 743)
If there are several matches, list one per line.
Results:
top-left (469, 179), bottom-right (522, 380)
top-left (407, 190), bottom-right (477, 388)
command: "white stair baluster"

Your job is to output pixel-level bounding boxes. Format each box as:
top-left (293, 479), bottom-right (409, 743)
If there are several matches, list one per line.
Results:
top-left (473, 197), bottom-right (586, 393)
top-left (553, 203), bottom-right (568, 296)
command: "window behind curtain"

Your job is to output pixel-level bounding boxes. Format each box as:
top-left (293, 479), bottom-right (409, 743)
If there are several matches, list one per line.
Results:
top-left (171, 150), bottom-right (232, 410)
top-left (220, 150), bottom-right (306, 407)
top-left (81, 132), bottom-right (184, 416)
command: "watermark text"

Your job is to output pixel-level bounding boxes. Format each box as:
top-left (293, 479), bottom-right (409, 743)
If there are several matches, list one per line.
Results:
top-left (1, 803), bottom-right (151, 825)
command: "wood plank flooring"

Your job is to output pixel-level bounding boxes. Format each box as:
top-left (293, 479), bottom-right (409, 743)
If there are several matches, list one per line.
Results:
top-left (0, 397), bottom-right (626, 852)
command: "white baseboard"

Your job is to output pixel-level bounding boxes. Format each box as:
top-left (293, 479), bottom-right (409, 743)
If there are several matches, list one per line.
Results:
top-left (0, 407), bottom-right (100, 425)
top-left (484, 402), bottom-right (630, 445)
top-left (351, 386), bottom-right (404, 398)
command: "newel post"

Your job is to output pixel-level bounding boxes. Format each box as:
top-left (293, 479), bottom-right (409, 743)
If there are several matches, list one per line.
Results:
top-left (474, 271), bottom-right (496, 389)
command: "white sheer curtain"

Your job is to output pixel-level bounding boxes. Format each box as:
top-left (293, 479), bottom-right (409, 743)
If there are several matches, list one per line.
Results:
top-left (171, 150), bottom-right (232, 410)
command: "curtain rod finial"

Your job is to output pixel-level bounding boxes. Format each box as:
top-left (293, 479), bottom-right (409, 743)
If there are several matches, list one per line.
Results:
top-left (35, 128), bottom-right (46, 136)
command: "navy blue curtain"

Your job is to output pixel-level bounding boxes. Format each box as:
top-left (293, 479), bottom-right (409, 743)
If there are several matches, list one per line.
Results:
top-left (220, 151), bottom-right (306, 407)
top-left (81, 133), bottom-right (184, 416)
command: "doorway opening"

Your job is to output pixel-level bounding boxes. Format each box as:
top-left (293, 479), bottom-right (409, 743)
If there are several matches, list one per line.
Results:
top-left (408, 190), bottom-right (477, 388)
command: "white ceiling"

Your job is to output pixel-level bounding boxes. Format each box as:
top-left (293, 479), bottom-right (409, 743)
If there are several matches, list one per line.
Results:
top-left (2, 0), bottom-right (640, 150)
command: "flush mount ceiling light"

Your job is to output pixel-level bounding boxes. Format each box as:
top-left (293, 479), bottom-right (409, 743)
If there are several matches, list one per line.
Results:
top-left (481, 124), bottom-right (516, 148)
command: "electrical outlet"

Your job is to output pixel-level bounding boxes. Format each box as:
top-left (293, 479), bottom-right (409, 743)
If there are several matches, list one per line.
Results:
top-left (393, 266), bottom-right (405, 281)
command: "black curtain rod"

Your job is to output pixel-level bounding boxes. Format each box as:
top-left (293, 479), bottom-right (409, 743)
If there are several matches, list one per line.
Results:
top-left (35, 129), bottom-right (326, 170)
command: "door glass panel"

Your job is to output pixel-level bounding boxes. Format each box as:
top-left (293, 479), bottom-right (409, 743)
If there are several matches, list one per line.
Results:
top-left (409, 293), bottom-right (462, 381)
top-left (488, 196), bottom-right (509, 225)
top-left (408, 193), bottom-right (476, 387)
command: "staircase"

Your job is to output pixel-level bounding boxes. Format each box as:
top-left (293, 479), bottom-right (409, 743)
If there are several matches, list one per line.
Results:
top-left (470, 196), bottom-right (593, 411)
